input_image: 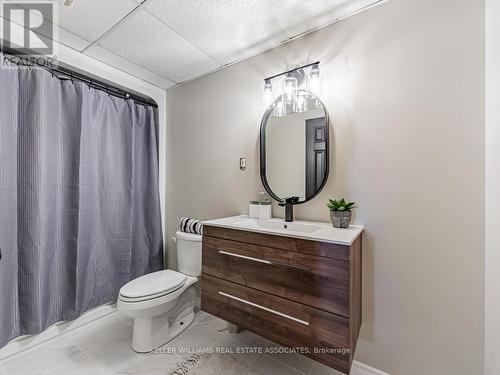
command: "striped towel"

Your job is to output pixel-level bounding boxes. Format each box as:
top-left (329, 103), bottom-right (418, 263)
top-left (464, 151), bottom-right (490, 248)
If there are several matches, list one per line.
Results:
top-left (179, 217), bottom-right (203, 235)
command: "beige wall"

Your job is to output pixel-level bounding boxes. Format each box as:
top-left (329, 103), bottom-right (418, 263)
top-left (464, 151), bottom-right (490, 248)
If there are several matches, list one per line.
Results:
top-left (485, 0), bottom-right (499, 373)
top-left (165, 0), bottom-right (485, 373)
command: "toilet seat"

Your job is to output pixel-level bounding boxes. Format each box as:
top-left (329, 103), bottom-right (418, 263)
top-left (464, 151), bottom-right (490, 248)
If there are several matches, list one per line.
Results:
top-left (119, 270), bottom-right (186, 303)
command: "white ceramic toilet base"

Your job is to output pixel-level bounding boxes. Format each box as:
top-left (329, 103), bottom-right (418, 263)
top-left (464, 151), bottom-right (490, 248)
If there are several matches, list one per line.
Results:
top-left (117, 231), bottom-right (202, 354)
top-left (131, 310), bottom-right (195, 353)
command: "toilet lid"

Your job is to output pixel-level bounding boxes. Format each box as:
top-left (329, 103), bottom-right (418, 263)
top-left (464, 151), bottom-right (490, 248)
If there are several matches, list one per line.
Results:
top-left (119, 270), bottom-right (186, 299)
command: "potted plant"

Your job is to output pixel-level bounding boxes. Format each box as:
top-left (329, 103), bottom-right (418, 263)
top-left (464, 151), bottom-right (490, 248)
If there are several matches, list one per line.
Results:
top-left (327, 198), bottom-right (356, 228)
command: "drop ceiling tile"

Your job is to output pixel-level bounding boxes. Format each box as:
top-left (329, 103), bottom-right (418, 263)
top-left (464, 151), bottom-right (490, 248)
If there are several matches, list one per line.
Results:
top-left (96, 9), bottom-right (220, 83)
top-left (269, 0), bottom-right (379, 38)
top-left (0, 9), bottom-right (88, 52)
top-left (55, 0), bottom-right (138, 48)
top-left (1, 0), bottom-right (139, 51)
top-left (144, 0), bottom-right (289, 65)
top-left (84, 44), bottom-right (175, 89)
top-left (56, 28), bottom-right (93, 51)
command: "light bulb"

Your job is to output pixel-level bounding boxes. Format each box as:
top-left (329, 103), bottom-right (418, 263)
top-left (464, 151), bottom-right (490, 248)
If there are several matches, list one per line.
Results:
top-left (308, 64), bottom-right (322, 97)
top-left (283, 74), bottom-right (297, 105)
top-left (293, 90), bottom-right (308, 113)
top-left (262, 79), bottom-right (274, 108)
top-left (273, 99), bottom-right (287, 117)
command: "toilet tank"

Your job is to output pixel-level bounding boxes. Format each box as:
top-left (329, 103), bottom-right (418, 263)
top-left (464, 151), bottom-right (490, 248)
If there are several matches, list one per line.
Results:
top-left (175, 231), bottom-right (202, 276)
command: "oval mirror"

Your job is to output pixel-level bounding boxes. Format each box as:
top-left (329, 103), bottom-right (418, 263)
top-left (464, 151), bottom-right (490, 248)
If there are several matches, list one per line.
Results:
top-left (260, 90), bottom-right (330, 204)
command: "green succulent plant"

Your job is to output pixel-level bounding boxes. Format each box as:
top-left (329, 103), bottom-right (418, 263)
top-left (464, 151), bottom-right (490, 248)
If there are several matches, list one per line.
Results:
top-left (327, 198), bottom-right (357, 212)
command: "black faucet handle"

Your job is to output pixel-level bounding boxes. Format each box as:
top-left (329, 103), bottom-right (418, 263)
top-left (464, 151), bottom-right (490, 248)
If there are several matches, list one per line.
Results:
top-left (279, 196), bottom-right (300, 206)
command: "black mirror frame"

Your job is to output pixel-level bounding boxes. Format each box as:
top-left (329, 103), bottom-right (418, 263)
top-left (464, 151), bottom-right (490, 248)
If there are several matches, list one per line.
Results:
top-left (259, 93), bottom-right (330, 205)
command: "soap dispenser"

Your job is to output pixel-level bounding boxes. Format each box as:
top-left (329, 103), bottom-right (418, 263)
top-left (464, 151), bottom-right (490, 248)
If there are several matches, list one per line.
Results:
top-left (249, 200), bottom-right (260, 218)
top-left (258, 192), bottom-right (272, 220)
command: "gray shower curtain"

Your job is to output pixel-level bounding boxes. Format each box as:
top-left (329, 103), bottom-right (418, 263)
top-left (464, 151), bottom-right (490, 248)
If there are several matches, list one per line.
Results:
top-left (0, 66), bottom-right (163, 348)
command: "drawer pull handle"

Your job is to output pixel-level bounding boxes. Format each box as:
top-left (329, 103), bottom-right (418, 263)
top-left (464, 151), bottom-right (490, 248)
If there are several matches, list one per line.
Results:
top-left (219, 250), bottom-right (272, 264)
top-left (218, 250), bottom-right (310, 271)
top-left (218, 291), bottom-right (309, 326)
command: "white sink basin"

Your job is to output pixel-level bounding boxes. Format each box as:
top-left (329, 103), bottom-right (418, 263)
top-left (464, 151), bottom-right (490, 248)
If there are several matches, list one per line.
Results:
top-left (203, 215), bottom-right (363, 245)
top-left (235, 218), bottom-right (321, 234)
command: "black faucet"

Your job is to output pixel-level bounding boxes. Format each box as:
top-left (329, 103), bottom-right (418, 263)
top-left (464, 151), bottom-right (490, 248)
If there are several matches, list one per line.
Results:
top-left (278, 197), bottom-right (300, 222)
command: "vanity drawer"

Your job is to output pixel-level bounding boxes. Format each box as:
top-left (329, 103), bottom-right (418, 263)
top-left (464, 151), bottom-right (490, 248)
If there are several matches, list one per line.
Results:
top-left (202, 236), bottom-right (350, 317)
top-left (201, 274), bottom-right (351, 373)
top-left (203, 225), bottom-right (350, 261)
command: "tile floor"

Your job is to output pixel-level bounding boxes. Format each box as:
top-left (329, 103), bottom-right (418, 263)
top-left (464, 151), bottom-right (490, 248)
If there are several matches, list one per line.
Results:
top-left (0, 310), bottom-right (343, 375)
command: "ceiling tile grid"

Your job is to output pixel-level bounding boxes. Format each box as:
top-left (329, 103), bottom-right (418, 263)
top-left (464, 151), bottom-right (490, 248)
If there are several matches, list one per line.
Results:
top-left (84, 43), bottom-right (175, 88)
top-left (55, 0), bottom-right (138, 49)
top-left (2, 0), bottom-right (387, 88)
top-left (143, 0), bottom-right (288, 65)
top-left (94, 9), bottom-right (220, 83)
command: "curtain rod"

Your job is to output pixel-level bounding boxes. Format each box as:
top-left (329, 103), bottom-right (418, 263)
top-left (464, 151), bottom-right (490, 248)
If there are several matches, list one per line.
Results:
top-left (0, 48), bottom-right (158, 108)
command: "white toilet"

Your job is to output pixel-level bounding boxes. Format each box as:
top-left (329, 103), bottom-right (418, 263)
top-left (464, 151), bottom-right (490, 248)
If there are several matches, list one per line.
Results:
top-left (117, 231), bottom-right (202, 353)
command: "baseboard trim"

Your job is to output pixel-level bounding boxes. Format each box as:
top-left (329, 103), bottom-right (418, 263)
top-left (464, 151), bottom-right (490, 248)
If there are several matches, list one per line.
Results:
top-left (0, 303), bottom-right (117, 362)
top-left (352, 360), bottom-right (391, 375)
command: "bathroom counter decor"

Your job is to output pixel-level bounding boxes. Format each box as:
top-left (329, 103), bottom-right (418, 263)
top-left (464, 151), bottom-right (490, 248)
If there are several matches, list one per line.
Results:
top-left (327, 199), bottom-right (357, 229)
top-left (201, 216), bottom-right (363, 374)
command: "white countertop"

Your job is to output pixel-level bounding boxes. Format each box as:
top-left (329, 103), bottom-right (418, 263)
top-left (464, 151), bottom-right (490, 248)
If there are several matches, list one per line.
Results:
top-left (203, 215), bottom-right (363, 245)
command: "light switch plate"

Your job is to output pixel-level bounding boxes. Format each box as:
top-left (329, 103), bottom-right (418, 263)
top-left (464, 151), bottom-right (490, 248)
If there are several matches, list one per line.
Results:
top-left (240, 157), bottom-right (247, 171)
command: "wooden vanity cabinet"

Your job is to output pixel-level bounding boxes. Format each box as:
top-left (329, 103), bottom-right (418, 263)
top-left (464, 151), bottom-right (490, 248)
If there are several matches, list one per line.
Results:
top-left (201, 225), bottom-right (362, 374)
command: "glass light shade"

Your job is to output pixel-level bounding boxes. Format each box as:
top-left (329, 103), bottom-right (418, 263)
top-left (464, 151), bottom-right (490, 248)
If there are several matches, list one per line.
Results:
top-left (283, 74), bottom-right (298, 105)
top-left (273, 99), bottom-right (287, 117)
top-left (308, 64), bottom-right (322, 97)
top-left (293, 90), bottom-right (308, 113)
top-left (262, 80), bottom-right (274, 108)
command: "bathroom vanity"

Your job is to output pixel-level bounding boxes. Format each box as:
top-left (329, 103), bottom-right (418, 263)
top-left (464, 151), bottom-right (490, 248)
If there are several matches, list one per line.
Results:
top-left (200, 216), bottom-right (363, 374)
